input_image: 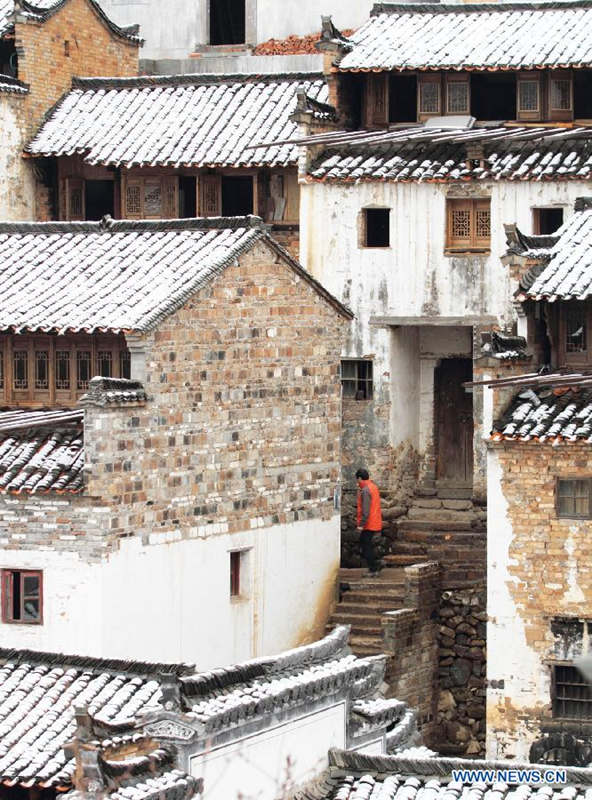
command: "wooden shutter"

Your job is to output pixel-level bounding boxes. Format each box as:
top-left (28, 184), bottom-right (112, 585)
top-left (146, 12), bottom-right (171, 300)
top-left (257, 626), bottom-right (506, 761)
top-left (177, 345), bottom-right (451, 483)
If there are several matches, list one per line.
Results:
top-left (162, 177), bottom-right (178, 218)
top-left (66, 178), bottom-right (84, 221)
top-left (447, 199), bottom-right (472, 250)
top-left (473, 199), bottom-right (491, 250)
top-left (517, 72), bottom-right (541, 121)
top-left (199, 174), bottom-right (221, 217)
top-left (365, 73), bottom-right (388, 128)
top-left (123, 177), bottom-right (143, 219)
top-left (446, 74), bottom-right (470, 115)
top-left (549, 70), bottom-right (573, 122)
top-left (418, 74), bottom-right (441, 120)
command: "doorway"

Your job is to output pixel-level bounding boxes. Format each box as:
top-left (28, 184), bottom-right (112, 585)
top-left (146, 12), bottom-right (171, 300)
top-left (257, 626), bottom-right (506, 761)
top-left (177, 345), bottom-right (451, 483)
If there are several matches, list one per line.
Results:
top-left (434, 358), bottom-right (473, 486)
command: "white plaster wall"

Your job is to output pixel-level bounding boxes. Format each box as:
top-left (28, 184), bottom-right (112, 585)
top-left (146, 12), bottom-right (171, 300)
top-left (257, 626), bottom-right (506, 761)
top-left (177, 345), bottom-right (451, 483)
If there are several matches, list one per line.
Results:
top-left (190, 703), bottom-right (346, 800)
top-left (0, 516), bottom-right (340, 667)
top-left (390, 327), bottom-right (420, 448)
top-left (486, 449), bottom-right (547, 761)
top-left (0, 99), bottom-right (36, 220)
top-left (101, 0), bottom-right (374, 60)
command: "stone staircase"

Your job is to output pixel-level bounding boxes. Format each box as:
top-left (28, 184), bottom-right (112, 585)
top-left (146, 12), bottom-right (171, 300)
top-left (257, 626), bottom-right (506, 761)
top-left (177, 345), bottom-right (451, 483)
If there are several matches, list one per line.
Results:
top-left (384, 487), bottom-right (486, 588)
top-left (326, 567), bottom-right (407, 657)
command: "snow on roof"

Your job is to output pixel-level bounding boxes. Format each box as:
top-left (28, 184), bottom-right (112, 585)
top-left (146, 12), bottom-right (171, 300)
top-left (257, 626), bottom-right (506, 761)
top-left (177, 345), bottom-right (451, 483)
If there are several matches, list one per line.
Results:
top-left (28, 73), bottom-right (329, 169)
top-left (0, 216), bottom-right (350, 335)
top-left (0, 0), bottom-right (141, 42)
top-left (338, 1), bottom-right (592, 72)
top-left (492, 386), bottom-right (592, 443)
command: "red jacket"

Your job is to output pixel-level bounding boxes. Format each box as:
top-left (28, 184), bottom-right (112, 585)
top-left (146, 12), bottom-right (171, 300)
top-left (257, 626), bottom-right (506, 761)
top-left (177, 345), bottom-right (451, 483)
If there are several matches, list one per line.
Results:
top-left (357, 479), bottom-right (382, 531)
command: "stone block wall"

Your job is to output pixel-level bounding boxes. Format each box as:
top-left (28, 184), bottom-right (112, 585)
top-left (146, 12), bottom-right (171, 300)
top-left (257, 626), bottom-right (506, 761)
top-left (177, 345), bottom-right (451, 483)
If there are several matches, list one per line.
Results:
top-left (487, 439), bottom-right (592, 760)
top-left (382, 562), bottom-right (441, 742)
top-left (436, 587), bottom-right (487, 757)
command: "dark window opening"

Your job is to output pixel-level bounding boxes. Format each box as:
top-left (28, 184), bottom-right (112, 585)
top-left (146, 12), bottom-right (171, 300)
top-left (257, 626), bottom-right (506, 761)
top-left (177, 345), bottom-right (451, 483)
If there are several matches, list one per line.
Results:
top-left (534, 207), bottom-right (564, 235)
top-left (558, 478), bottom-right (592, 519)
top-left (77, 351), bottom-right (91, 391)
top-left (230, 551), bottom-right (241, 597)
top-left (565, 308), bottom-right (587, 354)
top-left (56, 351), bottom-right (71, 390)
top-left (179, 176), bottom-right (197, 218)
top-left (364, 208), bottom-right (390, 248)
top-left (389, 74), bottom-right (417, 123)
top-left (13, 351), bottom-right (27, 390)
top-left (553, 664), bottom-right (592, 720)
top-left (210, 0), bottom-right (246, 45)
top-left (0, 40), bottom-right (17, 78)
top-left (575, 71), bottom-right (592, 119)
top-left (97, 351), bottom-right (113, 378)
top-left (221, 176), bottom-right (253, 216)
top-left (120, 350), bottom-right (131, 380)
top-left (35, 351), bottom-right (49, 390)
top-left (341, 359), bottom-right (373, 400)
top-left (2, 569), bottom-right (42, 624)
top-left (84, 180), bottom-right (114, 221)
top-left (471, 73), bottom-right (516, 120)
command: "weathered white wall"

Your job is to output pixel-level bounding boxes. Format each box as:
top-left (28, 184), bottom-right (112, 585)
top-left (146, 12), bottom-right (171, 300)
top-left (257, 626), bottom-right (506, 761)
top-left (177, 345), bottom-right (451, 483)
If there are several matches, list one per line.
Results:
top-left (300, 179), bottom-right (592, 460)
top-left (0, 515), bottom-right (340, 667)
top-left (101, 0), bottom-right (374, 61)
top-left (486, 449), bottom-right (547, 762)
top-left (0, 98), bottom-right (36, 220)
top-left (191, 703), bottom-right (346, 800)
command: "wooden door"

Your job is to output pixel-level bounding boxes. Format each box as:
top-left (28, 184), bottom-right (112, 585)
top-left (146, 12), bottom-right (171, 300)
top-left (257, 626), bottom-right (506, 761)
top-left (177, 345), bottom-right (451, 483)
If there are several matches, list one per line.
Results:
top-left (434, 358), bottom-right (474, 485)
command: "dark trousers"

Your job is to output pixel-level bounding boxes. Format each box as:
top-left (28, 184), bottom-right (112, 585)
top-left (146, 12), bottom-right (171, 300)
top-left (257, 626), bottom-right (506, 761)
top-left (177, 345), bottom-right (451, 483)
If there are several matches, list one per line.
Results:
top-left (360, 529), bottom-right (380, 573)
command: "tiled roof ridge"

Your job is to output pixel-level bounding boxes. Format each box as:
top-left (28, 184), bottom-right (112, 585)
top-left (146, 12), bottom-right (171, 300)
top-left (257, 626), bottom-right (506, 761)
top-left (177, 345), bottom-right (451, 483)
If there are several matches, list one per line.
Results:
top-left (180, 625), bottom-right (351, 698)
top-left (0, 73), bottom-right (29, 92)
top-left (0, 408), bottom-right (83, 432)
top-left (100, 744), bottom-right (175, 779)
top-left (371, 0), bottom-right (592, 14)
top-left (328, 748), bottom-right (592, 781)
top-left (0, 214), bottom-right (265, 236)
top-left (72, 71), bottom-right (324, 91)
top-left (17, 0), bottom-right (142, 43)
top-left (0, 647), bottom-right (195, 677)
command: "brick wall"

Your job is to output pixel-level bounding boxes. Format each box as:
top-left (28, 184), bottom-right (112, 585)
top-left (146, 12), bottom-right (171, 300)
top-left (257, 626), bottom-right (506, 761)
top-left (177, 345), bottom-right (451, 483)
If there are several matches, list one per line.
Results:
top-left (16, 0), bottom-right (138, 137)
top-left (487, 439), bottom-right (592, 759)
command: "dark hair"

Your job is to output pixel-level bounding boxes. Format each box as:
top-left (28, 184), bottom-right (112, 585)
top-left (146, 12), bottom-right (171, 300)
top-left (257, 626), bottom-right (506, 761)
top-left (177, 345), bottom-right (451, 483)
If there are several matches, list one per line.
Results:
top-left (355, 468), bottom-right (369, 480)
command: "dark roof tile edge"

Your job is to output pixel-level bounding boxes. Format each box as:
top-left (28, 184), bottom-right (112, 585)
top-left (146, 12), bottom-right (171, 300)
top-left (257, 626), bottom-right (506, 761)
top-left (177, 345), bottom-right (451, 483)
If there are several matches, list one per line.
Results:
top-left (0, 214), bottom-right (265, 235)
top-left (0, 647), bottom-right (195, 677)
top-left (72, 71), bottom-right (325, 91)
top-left (328, 749), bottom-right (592, 782)
top-left (371, 0), bottom-right (592, 14)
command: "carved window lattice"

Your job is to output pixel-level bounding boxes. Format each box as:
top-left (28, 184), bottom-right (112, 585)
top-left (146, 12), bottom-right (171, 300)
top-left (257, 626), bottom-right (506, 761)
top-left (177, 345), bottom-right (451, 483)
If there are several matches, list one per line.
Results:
top-left (13, 351), bottom-right (27, 390)
top-left (419, 81), bottom-right (440, 114)
top-left (446, 198), bottom-right (491, 251)
top-left (475, 208), bottom-right (491, 239)
top-left (519, 80), bottom-right (539, 112)
top-left (447, 81), bottom-right (469, 114)
top-left (69, 187), bottom-right (83, 219)
top-left (566, 309), bottom-right (587, 353)
top-left (144, 180), bottom-right (162, 216)
top-left (125, 185), bottom-right (141, 216)
top-left (55, 351), bottom-right (70, 390)
top-left (77, 351), bottom-right (91, 391)
top-left (120, 350), bottom-right (131, 380)
top-left (96, 351), bottom-right (113, 378)
top-left (163, 179), bottom-right (176, 218)
top-left (35, 351), bottom-right (49, 390)
top-left (451, 209), bottom-right (471, 239)
top-left (551, 79), bottom-right (572, 111)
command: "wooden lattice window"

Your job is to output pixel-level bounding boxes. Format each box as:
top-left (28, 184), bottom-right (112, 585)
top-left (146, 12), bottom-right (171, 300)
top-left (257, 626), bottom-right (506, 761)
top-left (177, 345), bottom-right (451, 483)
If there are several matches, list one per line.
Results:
top-left (2, 569), bottom-right (43, 624)
top-left (517, 73), bottom-right (541, 121)
top-left (123, 176), bottom-right (178, 219)
top-left (35, 351), bottom-right (49, 390)
top-left (0, 351), bottom-right (4, 390)
top-left (365, 73), bottom-right (388, 127)
top-left (144, 180), bottom-right (162, 216)
top-left (419, 76), bottom-right (440, 117)
top-left (96, 351), bottom-right (113, 378)
top-left (565, 307), bottom-right (587, 354)
top-left (13, 350), bottom-right (28, 390)
top-left (125, 183), bottom-right (142, 216)
top-left (549, 71), bottom-right (573, 121)
top-left (120, 350), bottom-right (131, 380)
top-left (56, 350), bottom-right (71, 390)
top-left (446, 77), bottom-right (470, 114)
top-left (446, 198), bottom-right (491, 252)
top-left (200, 174), bottom-right (222, 217)
top-left (557, 478), bottom-right (592, 519)
top-left (77, 350), bottom-right (92, 391)
top-left (66, 178), bottom-right (85, 221)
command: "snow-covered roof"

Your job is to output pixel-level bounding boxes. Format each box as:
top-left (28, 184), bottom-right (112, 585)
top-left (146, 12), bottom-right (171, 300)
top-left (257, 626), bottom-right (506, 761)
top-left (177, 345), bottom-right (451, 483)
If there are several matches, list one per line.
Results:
top-left (492, 386), bottom-right (592, 443)
top-left (28, 73), bottom-right (329, 168)
top-left (305, 125), bottom-right (592, 182)
top-left (0, 216), bottom-right (350, 335)
top-left (338, 1), bottom-right (592, 72)
top-left (0, 0), bottom-right (141, 42)
top-left (513, 205), bottom-right (592, 300)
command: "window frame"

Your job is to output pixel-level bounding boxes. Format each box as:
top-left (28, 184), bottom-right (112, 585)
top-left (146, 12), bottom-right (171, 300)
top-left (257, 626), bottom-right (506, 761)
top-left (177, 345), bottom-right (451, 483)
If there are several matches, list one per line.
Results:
top-left (361, 207), bottom-right (391, 249)
top-left (445, 197), bottom-right (491, 253)
top-left (559, 303), bottom-right (592, 367)
top-left (556, 477), bottom-right (592, 520)
top-left (517, 72), bottom-right (542, 121)
top-left (418, 74), bottom-right (441, 120)
top-left (549, 70), bottom-right (573, 121)
top-left (1, 568), bottom-right (43, 625)
top-left (445, 74), bottom-right (470, 115)
top-left (122, 174), bottom-right (179, 220)
top-left (341, 358), bottom-right (374, 401)
top-left (532, 206), bottom-right (565, 235)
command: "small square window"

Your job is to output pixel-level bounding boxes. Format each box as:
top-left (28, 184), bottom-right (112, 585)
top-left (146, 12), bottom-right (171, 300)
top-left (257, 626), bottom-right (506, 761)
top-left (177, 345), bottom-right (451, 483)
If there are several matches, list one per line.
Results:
top-left (362, 208), bottom-right (390, 248)
top-left (2, 569), bottom-right (43, 624)
top-left (557, 478), bottom-right (592, 519)
top-left (446, 198), bottom-right (491, 252)
top-left (341, 359), bottom-right (373, 400)
top-left (533, 207), bottom-right (564, 235)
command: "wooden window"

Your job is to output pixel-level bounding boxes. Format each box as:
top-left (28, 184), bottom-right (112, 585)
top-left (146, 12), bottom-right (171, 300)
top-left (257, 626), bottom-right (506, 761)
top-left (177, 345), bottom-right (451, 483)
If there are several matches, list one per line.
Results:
top-left (76, 350), bottom-right (92, 391)
top-left (361, 208), bottom-right (390, 248)
top-left (66, 178), bottom-right (85, 221)
top-left (549, 71), bottom-right (573, 121)
top-left (418, 75), bottom-right (440, 118)
top-left (446, 76), bottom-right (470, 115)
top-left (341, 359), bottom-right (373, 400)
top-left (552, 664), bottom-right (592, 720)
top-left (34, 351), bottom-right (49, 390)
top-left (517, 73), bottom-right (541, 121)
top-left (365, 73), bottom-right (388, 128)
top-left (565, 307), bottom-right (587, 354)
top-left (96, 351), bottom-right (113, 378)
top-left (446, 198), bottom-right (490, 252)
top-left (0, 351), bottom-right (4, 390)
top-left (13, 350), bottom-right (27, 390)
top-left (120, 350), bottom-right (131, 380)
top-left (199, 174), bottom-right (222, 217)
top-left (123, 176), bottom-right (178, 219)
top-left (557, 478), bottom-right (592, 519)
top-left (230, 551), bottom-right (241, 597)
top-left (2, 569), bottom-right (43, 624)
top-left (56, 350), bottom-right (71, 390)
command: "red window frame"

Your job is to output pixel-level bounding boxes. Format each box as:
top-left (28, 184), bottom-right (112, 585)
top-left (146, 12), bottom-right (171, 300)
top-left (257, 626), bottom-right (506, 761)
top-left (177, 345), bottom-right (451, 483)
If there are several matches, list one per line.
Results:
top-left (1, 569), bottom-right (43, 624)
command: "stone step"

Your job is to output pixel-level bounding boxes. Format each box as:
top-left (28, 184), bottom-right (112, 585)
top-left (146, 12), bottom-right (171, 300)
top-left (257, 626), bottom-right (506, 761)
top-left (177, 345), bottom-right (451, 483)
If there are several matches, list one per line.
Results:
top-left (339, 567), bottom-right (406, 583)
top-left (389, 541), bottom-right (428, 555)
top-left (329, 613), bottom-right (382, 634)
top-left (348, 634), bottom-right (384, 656)
top-left (383, 554), bottom-right (424, 567)
top-left (336, 599), bottom-right (403, 615)
top-left (397, 519), bottom-right (475, 532)
top-left (436, 487), bottom-right (473, 500)
top-left (397, 530), bottom-right (486, 544)
top-left (415, 486), bottom-right (437, 497)
top-left (407, 507), bottom-right (477, 523)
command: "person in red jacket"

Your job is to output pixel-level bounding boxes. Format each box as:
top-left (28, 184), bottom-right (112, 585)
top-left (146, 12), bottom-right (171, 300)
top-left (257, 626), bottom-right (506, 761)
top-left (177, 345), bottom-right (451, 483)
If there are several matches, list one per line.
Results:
top-left (355, 468), bottom-right (382, 576)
